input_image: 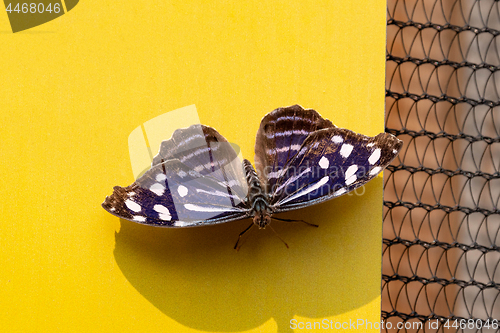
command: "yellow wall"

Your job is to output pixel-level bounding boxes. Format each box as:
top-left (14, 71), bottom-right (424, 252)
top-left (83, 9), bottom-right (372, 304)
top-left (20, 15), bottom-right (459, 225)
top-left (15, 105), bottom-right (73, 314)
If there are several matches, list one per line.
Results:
top-left (0, 1), bottom-right (386, 332)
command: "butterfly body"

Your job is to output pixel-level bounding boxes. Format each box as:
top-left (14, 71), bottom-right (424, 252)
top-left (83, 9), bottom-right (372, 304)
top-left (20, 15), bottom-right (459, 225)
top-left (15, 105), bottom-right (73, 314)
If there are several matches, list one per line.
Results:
top-left (103, 105), bottom-right (403, 243)
top-left (243, 158), bottom-right (272, 229)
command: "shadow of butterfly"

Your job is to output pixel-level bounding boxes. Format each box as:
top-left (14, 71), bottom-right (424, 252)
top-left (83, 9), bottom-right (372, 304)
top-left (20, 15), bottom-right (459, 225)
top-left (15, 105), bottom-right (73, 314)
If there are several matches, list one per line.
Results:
top-left (5, 0), bottom-right (79, 33)
top-left (102, 105), bottom-right (403, 249)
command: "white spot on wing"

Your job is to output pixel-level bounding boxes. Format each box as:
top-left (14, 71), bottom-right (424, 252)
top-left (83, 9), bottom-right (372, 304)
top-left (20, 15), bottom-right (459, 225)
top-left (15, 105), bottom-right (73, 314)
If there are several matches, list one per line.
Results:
top-left (133, 216), bottom-right (146, 222)
top-left (267, 167), bottom-right (288, 179)
top-left (331, 135), bottom-right (343, 143)
top-left (334, 188), bottom-right (346, 196)
top-left (368, 148), bottom-right (381, 164)
top-left (369, 166), bottom-right (382, 176)
top-left (392, 149), bottom-right (398, 154)
top-left (125, 199), bottom-right (141, 212)
top-left (158, 214), bottom-right (171, 221)
top-left (175, 221), bottom-right (190, 227)
top-left (275, 167), bottom-right (311, 193)
top-left (178, 170), bottom-right (187, 178)
top-left (340, 144), bottom-right (353, 158)
top-left (153, 204), bottom-right (172, 221)
top-left (154, 204), bottom-right (170, 214)
top-left (156, 174), bottom-right (167, 182)
top-left (279, 176), bottom-right (330, 205)
top-left (298, 147), bottom-right (308, 156)
top-left (177, 185), bottom-right (188, 197)
top-left (319, 156), bottom-right (329, 169)
top-left (345, 165), bottom-right (358, 185)
top-left (196, 188), bottom-right (236, 199)
top-left (270, 144), bottom-right (302, 154)
top-left (266, 129), bottom-right (310, 138)
top-left (345, 165), bottom-right (358, 179)
top-left (150, 183), bottom-right (165, 196)
top-left (345, 174), bottom-right (357, 185)
top-left (367, 143), bottom-right (375, 147)
top-left (184, 204), bottom-right (242, 212)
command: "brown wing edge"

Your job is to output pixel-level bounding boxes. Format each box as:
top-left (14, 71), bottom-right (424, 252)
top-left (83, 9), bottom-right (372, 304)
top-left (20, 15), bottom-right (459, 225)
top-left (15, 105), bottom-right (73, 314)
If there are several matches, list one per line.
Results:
top-left (254, 105), bottom-right (336, 192)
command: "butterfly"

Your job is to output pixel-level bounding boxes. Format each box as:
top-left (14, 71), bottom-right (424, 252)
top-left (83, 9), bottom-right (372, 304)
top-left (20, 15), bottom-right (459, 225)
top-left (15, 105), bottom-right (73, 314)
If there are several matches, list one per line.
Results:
top-left (102, 105), bottom-right (403, 249)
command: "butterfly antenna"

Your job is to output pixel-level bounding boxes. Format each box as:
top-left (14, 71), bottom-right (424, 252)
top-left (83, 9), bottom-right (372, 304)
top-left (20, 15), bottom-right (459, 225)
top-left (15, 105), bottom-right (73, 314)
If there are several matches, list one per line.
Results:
top-left (267, 225), bottom-right (289, 249)
top-left (272, 217), bottom-right (319, 228)
top-left (234, 222), bottom-right (254, 251)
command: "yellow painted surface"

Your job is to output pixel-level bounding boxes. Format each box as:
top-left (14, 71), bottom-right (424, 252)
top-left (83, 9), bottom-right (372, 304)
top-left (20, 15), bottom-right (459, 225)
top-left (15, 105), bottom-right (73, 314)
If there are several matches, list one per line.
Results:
top-left (0, 1), bottom-right (386, 332)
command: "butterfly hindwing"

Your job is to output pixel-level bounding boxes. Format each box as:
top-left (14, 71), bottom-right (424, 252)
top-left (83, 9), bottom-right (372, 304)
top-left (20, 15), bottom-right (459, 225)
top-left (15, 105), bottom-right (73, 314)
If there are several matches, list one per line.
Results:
top-left (254, 105), bottom-right (335, 194)
top-left (270, 127), bottom-right (403, 212)
top-left (102, 126), bottom-right (250, 227)
top-left (152, 125), bottom-right (245, 188)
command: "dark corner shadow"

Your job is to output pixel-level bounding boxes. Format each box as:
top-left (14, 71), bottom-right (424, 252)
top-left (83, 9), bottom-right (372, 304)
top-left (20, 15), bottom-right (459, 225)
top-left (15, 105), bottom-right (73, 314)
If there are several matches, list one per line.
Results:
top-left (0, 31), bottom-right (56, 33)
top-left (113, 182), bottom-right (382, 333)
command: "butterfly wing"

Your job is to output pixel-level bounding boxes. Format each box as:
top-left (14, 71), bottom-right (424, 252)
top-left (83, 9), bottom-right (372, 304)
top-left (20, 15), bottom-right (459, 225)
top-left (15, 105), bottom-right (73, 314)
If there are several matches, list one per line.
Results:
top-left (152, 124), bottom-right (241, 179)
top-left (252, 106), bottom-right (403, 212)
top-left (254, 105), bottom-right (335, 194)
top-left (102, 125), bottom-right (250, 227)
top-left (268, 127), bottom-right (402, 212)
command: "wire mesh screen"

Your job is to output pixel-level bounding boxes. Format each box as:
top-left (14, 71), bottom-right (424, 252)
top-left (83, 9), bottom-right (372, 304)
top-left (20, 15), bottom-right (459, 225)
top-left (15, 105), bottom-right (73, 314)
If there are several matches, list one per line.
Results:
top-left (384, 0), bottom-right (500, 332)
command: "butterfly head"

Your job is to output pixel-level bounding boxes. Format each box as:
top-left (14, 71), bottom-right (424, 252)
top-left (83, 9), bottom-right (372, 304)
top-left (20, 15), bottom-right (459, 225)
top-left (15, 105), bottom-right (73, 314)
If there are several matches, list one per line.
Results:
top-left (253, 211), bottom-right (271, 229)
top-left (251, 198), bottom-right (272, 229)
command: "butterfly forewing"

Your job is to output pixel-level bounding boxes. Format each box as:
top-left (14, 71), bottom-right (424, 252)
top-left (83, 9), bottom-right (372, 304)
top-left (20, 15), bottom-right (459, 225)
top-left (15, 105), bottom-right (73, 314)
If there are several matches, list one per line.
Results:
top-left (102, 126), bottom-right (250, 227)
top-left (254, 105), bottom-right (335, 193)
top-left (270, 127), bottom-right (403, 211)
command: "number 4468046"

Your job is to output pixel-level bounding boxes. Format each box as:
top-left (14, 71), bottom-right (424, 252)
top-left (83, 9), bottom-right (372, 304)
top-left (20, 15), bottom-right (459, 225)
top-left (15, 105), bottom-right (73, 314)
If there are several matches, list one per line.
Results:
top-left (444, 319), bottom-right (498, 330)
top-left (6, 3), bottom-right (61, 14)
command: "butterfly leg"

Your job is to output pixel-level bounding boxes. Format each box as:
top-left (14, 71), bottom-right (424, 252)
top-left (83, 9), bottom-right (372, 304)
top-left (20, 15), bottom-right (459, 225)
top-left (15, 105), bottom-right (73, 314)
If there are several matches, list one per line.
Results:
top-left (234, 222), bottom-right (254, 251)
top-left (267, 225), bottom-right (289, 249)
top-left (272, 217), bottom-right (319, 228)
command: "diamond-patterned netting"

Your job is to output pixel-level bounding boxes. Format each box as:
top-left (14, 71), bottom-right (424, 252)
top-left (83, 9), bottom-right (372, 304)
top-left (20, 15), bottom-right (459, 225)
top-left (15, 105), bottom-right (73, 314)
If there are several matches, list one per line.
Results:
top-left (383, 0), bottom-right (500, 332)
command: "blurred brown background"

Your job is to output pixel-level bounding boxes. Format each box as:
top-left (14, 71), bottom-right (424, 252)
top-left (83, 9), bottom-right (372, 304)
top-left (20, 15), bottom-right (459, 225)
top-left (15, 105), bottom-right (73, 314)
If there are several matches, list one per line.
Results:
top-left (383, 0), bottom-right (500, 332)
